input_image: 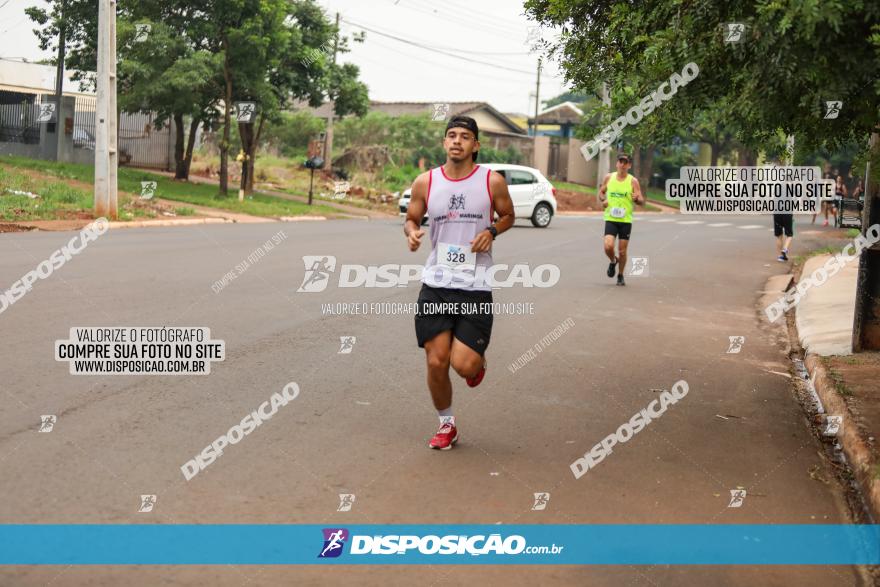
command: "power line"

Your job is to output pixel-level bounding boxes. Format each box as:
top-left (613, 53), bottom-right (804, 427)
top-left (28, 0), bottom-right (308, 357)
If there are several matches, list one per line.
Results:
top-left (391, 0), bottom-right (528, 42)
top-left (342, 18), bottom-right (536, 75)
top-left (359, 36), bottom-right (536, 86)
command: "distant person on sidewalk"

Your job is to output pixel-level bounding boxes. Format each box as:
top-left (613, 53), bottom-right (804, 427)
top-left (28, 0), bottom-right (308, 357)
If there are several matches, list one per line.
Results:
top-left (853, 179), bottom-right (864, 202)
top-left (773, 212), bottom-right (794, 262)
top-left (826, 175), bottom-right (846, 226)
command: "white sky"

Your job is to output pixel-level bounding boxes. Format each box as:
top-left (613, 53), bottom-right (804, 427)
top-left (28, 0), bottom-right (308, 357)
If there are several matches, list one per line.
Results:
top-left (0, 0), bottom-right (571, 114)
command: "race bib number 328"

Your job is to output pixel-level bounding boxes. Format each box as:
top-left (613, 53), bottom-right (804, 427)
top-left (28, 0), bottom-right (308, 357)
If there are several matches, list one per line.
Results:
top-left (438, 242), bottom-right (476, 268)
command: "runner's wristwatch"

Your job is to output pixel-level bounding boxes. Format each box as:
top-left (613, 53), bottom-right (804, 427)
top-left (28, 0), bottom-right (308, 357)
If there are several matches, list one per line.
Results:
top-left (487, 225), bottom-right (498, 240)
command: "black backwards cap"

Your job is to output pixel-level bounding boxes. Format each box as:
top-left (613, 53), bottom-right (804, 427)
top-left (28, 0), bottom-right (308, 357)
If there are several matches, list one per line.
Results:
top-left (445, 116), bottom-right (480, 161)
top-left (445, 116), bottom-right (479, 140)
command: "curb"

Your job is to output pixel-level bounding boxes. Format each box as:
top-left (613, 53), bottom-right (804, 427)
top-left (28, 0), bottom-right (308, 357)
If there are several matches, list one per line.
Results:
top-left (109, 217), bottom-right (231, 229)
top-left (804, 354), bottom-right (880, 523)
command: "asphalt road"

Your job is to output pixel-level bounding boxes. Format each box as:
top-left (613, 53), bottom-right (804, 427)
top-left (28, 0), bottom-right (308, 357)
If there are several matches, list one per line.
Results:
top-left (0, 214), bottom-right (863, 586)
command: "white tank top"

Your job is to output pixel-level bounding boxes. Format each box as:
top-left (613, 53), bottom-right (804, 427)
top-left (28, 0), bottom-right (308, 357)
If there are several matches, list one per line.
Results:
top-left (421, 165), bottom-right (494, 291)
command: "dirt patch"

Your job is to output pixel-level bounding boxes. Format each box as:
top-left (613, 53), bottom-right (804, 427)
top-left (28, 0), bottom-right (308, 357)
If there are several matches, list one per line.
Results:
top-left (0, 222), bottom-right (37, 233)
top-left (824, 352), bottom-right (880, 461)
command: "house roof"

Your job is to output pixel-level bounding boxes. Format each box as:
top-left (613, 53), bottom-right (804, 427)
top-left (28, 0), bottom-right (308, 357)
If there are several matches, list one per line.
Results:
top-left (0, 58), bottom-right (94, 97)
top-left (528, 101), bottom-right (584, 125)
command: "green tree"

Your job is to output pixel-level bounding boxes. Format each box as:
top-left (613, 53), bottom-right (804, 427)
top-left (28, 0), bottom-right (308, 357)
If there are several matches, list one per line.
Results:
top-left (524, 0), bottom-right (880, 155)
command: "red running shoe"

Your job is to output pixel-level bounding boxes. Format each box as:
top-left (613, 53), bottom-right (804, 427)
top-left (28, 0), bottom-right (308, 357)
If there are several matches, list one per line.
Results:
top-left (466, 359), bottom-right (487, 388)
top-left (429, 421), bottom-right (458, 450)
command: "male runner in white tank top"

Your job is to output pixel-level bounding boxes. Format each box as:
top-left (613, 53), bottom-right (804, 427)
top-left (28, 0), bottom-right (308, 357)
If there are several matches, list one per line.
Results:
top-left (404, 116), bottom-right (515, 450)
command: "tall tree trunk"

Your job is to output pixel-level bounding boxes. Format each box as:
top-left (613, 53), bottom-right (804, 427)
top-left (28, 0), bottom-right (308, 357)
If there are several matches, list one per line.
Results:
top-left (244, 113), bottom-right (265, 195)
top-left (181, 117), bottom-right (200, 180)
top-left (238, 120), bottom-right (252, 194)
top-left (173, 113), bottom-right (186, 179)
top-left (639, 145), bottom-right (655, 189)
top-left (710, 143), bottom-right (719, 166)
top-left (219, 39), bottom-right (232, 196)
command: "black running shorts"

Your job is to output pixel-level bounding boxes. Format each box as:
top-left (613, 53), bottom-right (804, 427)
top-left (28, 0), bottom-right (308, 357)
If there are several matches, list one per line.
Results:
top-left (773, 214), bottom-right (794, 237)
top-left (604, 220), bottom-right (632, 240)
top-left (415, 284), bottom-right (493, 356)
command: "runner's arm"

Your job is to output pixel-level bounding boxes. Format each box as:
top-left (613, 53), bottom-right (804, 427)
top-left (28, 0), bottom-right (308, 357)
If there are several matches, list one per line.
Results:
top-left (405, 173), bottom-right (429, 251)
top-left (471, 171), bottom-right (514, 253)
top-left (598, 173), bottom-right (610, 207)
top-left (632, 177), bottom-right (645, 205)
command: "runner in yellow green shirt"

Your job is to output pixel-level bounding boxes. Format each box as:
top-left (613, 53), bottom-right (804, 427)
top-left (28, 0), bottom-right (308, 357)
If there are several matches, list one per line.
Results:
top-left (598, 153), bottom-right (644, 286)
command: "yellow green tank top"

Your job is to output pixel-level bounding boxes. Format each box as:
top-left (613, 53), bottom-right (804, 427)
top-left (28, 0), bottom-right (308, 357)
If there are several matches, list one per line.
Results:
top-left (604, 173), bottom-right (634, 223)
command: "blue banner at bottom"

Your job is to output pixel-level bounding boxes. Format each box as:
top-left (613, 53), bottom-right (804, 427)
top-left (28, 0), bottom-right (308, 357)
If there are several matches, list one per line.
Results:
top-left (1, 525), bottom-right (878, 565)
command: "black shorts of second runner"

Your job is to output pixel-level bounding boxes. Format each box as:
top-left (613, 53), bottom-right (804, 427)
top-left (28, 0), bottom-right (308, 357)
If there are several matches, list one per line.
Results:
top-left (604, 220), bottom-right (632, 240)
top-left (415, 284), bottom-right (493, 355)
top-left (773, 213), bottom-right (794, 237)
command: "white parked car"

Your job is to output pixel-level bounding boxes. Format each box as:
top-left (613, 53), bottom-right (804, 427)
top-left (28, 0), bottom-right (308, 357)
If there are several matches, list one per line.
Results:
top-left (398, 163), bottom-right (557, 227)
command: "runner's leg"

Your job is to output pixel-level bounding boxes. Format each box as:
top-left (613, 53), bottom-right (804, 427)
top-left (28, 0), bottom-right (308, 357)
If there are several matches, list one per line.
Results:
top-left (617, 237), bottom-right (629, 275)
top-left (424, 331), bottom-right (453, 411)
top-left (604, 234), bottom-right (616, 262)
top-left (450, 337), bottom-right (483, 379)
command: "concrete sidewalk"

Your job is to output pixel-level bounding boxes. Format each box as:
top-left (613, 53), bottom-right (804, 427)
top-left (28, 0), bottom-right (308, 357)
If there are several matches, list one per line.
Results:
top-left (795, 254), bottom-right (857, 356)
top-left (793, 254), bottom-right (880, 522)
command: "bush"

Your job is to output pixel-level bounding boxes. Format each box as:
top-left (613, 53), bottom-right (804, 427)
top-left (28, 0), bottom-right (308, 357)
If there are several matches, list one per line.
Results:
top-left (261, 111), bottom-right (325, 157)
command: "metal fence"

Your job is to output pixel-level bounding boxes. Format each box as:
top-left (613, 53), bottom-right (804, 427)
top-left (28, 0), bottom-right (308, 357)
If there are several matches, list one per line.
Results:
top-left (72, 96), bottom-right (174, 169)
top-left (0, 91), bottom-right (44, 144)
top-left (0, 89), bottom-right (174, 170)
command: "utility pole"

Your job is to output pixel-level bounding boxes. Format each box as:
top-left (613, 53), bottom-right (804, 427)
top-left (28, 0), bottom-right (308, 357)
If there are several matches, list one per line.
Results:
top-left (53, 0), bottom-right (67, 161)
top-left (532, 57), bottom-right (542, 136)
top-left (94, 0), bottom-right (117, 219)
top-left (853, 131), bottom-right (880, 351)
top-left (596, 82), bottom-right (611, 193)
top-left (322, 12), bottom-right (340, 170)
